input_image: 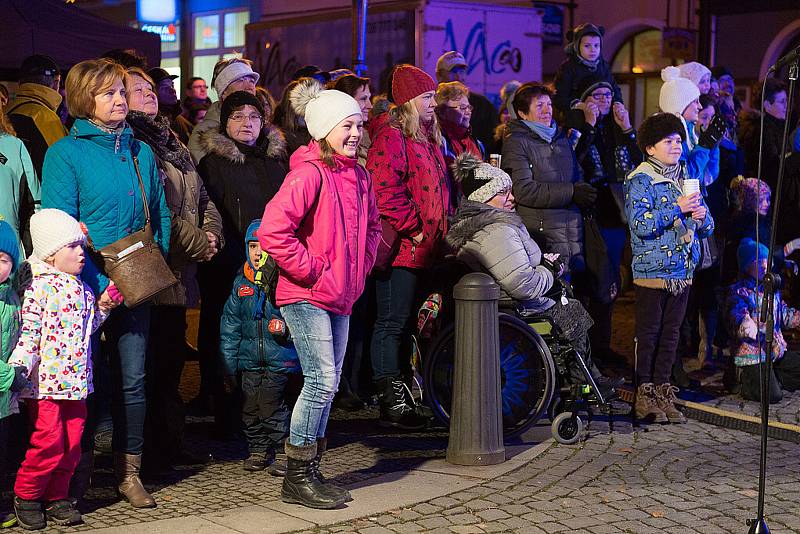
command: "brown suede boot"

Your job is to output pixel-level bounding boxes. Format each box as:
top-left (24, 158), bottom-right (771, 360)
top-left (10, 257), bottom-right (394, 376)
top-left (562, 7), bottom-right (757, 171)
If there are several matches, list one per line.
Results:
top-left (656, 384), bottom-right (687, 423)
top-left (114, 453), bottom-right (156, 508)
top-left (635, 383), bottom-right (668, 423)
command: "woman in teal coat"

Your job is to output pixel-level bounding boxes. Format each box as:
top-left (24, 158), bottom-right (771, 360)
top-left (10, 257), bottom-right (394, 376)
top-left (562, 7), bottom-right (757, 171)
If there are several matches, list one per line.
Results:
top-left (41, 59), bottom-right (170, 509)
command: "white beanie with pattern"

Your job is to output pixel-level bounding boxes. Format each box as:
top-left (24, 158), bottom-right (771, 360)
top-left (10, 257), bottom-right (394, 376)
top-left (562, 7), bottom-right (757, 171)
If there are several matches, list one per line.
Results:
top-left (659, 66), bottom-right (700, 116)
top-left (678, 62), bottom-right (711, 91)
top-left (289, 78), bottom-right (363, 140)
top-left (30, 209), bottom-right (86, 260)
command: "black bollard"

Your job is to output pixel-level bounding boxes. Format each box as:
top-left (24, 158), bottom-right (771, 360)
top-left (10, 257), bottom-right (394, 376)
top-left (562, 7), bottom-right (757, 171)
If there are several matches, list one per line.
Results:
top-left (446, 273), bottom-right (505, 466)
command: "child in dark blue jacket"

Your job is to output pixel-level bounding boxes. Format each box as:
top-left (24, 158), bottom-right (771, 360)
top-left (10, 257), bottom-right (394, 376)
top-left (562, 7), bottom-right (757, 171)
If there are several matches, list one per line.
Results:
top-left (220, 220), bottom-right (300, 472)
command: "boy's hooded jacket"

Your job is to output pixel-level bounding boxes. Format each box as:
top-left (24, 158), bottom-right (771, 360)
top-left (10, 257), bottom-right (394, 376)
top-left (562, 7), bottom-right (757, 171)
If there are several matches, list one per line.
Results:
top-left (0, 224), bottom-right (22, 418)
top-left (624, 160), bottom-right (714, 284)
top-left (219, 221), bottom-right (299, 375)
top-left (552, 24), bottom-right (623, 114)
top-left (9, 258), bottom-right (108, 400)
top-left (259, 141), bottom-right (381, 316)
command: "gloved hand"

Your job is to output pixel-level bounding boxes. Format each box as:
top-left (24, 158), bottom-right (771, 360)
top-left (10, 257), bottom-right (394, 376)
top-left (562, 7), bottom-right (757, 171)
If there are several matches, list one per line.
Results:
top-left (784, 238), bottom-right (800, 257)
top-left (698, 114), bottom-right (727, 149)
top-left (572, 182), bottom-right (597, 209)
top-left (11, 366), bottom-right (29, 393)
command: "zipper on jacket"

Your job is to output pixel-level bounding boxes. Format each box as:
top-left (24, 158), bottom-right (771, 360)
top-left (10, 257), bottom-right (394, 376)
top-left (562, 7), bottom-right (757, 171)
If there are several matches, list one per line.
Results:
top-left (257, 318), bottom-right (265, 366)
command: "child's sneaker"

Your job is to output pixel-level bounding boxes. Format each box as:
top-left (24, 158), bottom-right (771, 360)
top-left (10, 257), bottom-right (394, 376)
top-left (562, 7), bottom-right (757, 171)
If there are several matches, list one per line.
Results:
top-left (267, 450), bottom-right (287, 477)
top-left (13, 497), bottom-right (46, 530)
top-left (44, 499), bottom-right (81, 526)
top-left (0, 511), bottom-right (17, 529)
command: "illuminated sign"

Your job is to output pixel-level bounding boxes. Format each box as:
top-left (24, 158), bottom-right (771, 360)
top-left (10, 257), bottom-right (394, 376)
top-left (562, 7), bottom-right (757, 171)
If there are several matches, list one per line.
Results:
top-left (141, 23), bottom-right (178, 43)
top-left (137, 0), bottom-right (177, 23)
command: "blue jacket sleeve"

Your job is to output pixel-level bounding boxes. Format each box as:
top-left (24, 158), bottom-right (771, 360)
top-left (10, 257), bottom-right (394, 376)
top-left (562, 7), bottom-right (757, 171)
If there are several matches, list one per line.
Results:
top-left (624, 174), bottom-right (683, 239)
top-left (696, 198), bottom-right (715, 238)
top-left (681, 141), bottom-right (711, 181)
top-left (219, 287), bottom-right (243, 376)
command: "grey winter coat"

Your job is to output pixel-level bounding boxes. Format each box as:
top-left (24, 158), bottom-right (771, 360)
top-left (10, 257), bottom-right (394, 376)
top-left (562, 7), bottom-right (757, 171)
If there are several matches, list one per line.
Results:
top-left (501, 120), bottom-right (585, 271)
top-left (446, 200), bottom-right (555, 313)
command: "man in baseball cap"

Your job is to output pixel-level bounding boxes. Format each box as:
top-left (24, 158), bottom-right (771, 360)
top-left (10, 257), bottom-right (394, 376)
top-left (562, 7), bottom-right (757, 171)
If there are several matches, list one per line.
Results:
top-left (434, 50), bottom-right (498, 155)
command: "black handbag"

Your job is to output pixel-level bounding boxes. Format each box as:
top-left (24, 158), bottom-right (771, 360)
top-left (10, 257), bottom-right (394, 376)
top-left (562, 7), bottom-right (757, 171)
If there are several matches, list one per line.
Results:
top-left (582, 212), bottom-right (617, 304)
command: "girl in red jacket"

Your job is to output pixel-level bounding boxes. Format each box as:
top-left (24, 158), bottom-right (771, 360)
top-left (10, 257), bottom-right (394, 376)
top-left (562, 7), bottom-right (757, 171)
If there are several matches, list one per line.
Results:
top-left (259, 78), bottom-right (381, 510)
top-left (366, 65), bottom-right (451, 430)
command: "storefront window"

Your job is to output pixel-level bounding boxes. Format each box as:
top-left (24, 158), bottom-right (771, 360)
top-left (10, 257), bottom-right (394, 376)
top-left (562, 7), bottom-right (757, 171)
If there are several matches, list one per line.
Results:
top-left (195, 14), bottom-right (220, 51)
top-left (612, 29), bottom-right (673, 75)
top-left (224, 11), bottom-right (248, 48)
top-left (161, 24), bottom-right (180, 54)
top-left (193, 55), bottom-right (221, 83)
top-left (161, 57), bottom-right (181, 96)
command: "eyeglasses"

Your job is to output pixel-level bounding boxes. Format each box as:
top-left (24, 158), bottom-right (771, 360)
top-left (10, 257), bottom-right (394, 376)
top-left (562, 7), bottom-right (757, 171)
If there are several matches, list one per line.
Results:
top-left (448, 104), bottom-right (473, 112)
top-left (229, 113), bottom-right (263, 124)
top-left (590, 91), bottom-right (613, 101)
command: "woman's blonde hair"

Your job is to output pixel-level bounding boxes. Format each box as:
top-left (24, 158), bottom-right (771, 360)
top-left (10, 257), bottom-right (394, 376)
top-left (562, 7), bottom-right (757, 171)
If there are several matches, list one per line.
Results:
top-left (66, 58), bottom-right (126, 119)
top-left (391, 101), bottom-right (442, 145)
top-left (435, 81), bottom-right (469, 105)
top-left (124, 67), bottom-right (155, 93)
top-left (0, 97), bottom-right (15, 136)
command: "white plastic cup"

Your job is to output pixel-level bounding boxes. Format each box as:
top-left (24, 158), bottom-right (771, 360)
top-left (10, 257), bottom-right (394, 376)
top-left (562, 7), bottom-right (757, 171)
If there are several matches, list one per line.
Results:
top-left (682, 178), bottom-right (700, 196)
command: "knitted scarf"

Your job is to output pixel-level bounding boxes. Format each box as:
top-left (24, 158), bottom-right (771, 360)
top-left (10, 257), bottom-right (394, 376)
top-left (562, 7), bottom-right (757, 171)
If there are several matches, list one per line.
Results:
top-left (646, 156), bottom-right (682, 185)
top-left (523, 120), bottom-right (557, 143)
top-left (576, 54), bottom-right (599, 71)
top-left (126, 110), bottom-right (194, 174)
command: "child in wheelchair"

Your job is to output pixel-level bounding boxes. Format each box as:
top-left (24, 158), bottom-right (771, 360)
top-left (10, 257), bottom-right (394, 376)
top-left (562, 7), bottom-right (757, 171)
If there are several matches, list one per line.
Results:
top-left (445, 154), bottom-right (623, 403)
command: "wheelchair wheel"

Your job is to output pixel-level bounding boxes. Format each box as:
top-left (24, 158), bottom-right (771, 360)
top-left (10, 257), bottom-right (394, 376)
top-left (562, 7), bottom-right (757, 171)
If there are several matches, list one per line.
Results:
top-left (551, 412), bottom-right (583, 445)
top-left (423, 313), bottom-right (557, 438)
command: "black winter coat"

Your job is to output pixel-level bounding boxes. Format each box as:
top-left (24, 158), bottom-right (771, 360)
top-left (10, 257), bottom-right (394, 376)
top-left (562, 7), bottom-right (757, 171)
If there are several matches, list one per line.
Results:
top-left (197, 127), bottom-right (288, 273)
top-left (501, 120), bottom-right (585, 271)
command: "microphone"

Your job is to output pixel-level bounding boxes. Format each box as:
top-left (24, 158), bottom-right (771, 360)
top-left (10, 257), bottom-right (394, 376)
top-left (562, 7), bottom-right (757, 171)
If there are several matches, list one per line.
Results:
top-left (768, 45), bottom-right (800, 73)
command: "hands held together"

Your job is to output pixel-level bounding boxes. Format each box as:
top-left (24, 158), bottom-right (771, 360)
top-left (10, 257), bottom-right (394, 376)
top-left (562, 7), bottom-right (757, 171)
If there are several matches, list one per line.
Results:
top-left (676, 192), bottom-right (707, 221)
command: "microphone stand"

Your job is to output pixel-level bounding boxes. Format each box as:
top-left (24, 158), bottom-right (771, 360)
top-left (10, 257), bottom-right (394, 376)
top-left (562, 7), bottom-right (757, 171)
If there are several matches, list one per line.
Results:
top-left (747, 59), bottom-right (798, 534)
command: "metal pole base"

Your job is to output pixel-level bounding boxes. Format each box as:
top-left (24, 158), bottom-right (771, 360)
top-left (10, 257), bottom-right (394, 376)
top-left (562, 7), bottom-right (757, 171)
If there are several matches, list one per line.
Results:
top-left (748, 518), bottom-right (770, 534)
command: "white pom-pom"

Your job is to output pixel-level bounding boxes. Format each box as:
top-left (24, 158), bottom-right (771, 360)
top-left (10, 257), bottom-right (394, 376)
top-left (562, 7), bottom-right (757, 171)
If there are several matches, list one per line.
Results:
top-left (289, 77), bottom-right (323, 117)
top-left (661, 66), bottom-right (681, 83)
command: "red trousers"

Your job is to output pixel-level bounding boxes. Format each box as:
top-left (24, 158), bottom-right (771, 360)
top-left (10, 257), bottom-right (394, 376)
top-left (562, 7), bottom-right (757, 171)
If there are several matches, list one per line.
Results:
top-left (14, 399), bottom-right (86, 501)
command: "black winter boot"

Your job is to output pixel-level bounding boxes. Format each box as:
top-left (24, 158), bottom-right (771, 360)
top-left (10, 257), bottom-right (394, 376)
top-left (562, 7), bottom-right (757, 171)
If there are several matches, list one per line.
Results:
top-left (377, 377), bottom-right (428, 430)
top-left (281, 443), bottom-right (345, 509)
top-left (313, 438), bottom-right (352, 502)
top-left (44, 499), bottom-right (82, 526)
top-left (13, 497), bottom-right (46, 530)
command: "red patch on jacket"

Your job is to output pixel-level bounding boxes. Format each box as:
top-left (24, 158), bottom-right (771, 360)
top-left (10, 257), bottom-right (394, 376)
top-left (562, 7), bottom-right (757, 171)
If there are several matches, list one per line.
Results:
top-left (238, 285), bottom-right (254, 297)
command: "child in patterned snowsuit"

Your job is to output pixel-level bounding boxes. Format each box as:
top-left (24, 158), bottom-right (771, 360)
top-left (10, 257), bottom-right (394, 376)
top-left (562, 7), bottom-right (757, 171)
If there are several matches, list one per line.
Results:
top-left (9, 209), bottom-right (117, 530)
top-left (725, 238), bottom-right (800, 404)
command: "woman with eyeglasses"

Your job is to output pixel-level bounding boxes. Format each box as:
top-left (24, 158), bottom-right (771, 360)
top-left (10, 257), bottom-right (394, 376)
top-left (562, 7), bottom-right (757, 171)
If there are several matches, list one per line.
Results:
top-left (435, 81), bottom-right (484, 205)
top-left (196, 91), bottom-right (288, 360)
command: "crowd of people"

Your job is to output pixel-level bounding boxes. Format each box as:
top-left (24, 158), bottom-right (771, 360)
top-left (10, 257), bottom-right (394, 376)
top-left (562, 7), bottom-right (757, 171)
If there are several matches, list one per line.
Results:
top-left (0, 20), bottom-right (799, 527)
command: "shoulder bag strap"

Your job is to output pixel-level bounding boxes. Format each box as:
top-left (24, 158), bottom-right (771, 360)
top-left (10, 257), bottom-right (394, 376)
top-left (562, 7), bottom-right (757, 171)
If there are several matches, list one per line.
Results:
top-left (131, 156), bottom-right (152, 227)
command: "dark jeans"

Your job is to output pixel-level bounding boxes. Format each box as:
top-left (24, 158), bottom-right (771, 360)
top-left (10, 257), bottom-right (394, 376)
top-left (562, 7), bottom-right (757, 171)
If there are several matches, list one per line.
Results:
top-left (371, 267), bottom-right (421, 380)
top-left (145, 305), bottom-right (187, 455)
top-left (86, 305), bottom-right (150, 455)
top-left (241, 370), bottom-right (290, 454)
top-left (634, 285), bottom-right (691, 385)
top-left (740, 351), bottom-right (800, 404)
top-left (680, 264), bottom-right (721, 360)
top-left (340, 278), bottom-right (375, 399)
top-left (197, 262), bottom-right (237, 400)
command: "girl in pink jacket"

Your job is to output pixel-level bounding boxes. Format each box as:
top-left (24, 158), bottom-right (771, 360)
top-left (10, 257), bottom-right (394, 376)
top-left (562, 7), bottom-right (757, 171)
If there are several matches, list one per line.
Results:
top-left (259, 78), bottom-right (381, 510)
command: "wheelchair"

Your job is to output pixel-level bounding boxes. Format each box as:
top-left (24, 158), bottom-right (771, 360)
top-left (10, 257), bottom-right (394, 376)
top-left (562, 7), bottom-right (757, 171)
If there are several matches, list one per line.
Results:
top-left (419, 277), bottom-right (617, 445)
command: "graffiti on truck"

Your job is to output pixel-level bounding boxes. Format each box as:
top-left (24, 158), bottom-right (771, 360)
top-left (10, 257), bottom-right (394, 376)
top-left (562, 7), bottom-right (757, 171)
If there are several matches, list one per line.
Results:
top-left (442, 19), bottom-right (523, 75)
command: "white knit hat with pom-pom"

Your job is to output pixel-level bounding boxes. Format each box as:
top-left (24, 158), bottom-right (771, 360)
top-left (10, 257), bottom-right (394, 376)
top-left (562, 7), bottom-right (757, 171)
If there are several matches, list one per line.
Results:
top-left (289, 78), bottom-right (363, 140)
top-left (30, 209), bottom-right (86, 261)
top-left (659, 66), bottom-right (700, 116)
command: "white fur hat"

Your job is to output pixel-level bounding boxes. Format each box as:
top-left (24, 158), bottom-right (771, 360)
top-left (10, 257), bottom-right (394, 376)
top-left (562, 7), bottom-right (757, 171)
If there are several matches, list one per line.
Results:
top-left (290, 78), bottom-right (363, 140)
top-left (659, 66), bottom-right (700, 116)
top-left (30, 209), bottom-right (86, 260)
top-left (678, 62), bottom-right (711, 90)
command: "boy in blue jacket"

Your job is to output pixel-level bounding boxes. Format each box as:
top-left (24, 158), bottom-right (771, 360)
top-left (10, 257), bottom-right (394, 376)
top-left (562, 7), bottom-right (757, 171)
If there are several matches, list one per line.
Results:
top-left (220, 220), bottom-right (299, 472)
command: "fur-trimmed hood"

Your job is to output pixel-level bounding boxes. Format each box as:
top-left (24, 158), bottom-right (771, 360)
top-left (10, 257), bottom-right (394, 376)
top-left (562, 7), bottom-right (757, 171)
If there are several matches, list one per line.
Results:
top-left (446, 200), bottom-right (525, 250)
top-left (198, 125), bottom-right (287, 164)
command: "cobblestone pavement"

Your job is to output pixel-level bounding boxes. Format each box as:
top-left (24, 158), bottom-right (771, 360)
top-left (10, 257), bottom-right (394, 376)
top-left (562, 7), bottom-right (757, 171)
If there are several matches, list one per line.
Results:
top-left (297, 419), bottom-right (800, 534)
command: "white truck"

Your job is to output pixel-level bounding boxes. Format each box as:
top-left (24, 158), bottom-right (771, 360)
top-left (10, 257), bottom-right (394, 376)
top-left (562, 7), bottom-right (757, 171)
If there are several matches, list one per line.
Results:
top-left (246, 0), bottom-right (543, 107)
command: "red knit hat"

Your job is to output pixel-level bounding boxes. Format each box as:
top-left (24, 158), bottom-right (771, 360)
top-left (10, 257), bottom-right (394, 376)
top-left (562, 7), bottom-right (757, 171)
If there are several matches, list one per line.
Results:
top-left (392, 65), bottom-right (437, 106)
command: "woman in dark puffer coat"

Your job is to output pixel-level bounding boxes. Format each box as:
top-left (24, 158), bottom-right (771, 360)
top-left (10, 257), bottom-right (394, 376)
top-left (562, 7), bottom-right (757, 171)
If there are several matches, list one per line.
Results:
top-left (501, 83), bottom-right (594, 275)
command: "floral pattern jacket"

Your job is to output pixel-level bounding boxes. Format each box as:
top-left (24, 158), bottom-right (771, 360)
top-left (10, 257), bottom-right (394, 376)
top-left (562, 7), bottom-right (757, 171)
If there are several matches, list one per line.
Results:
top-left (9, 259), bottom-right (108, 400)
